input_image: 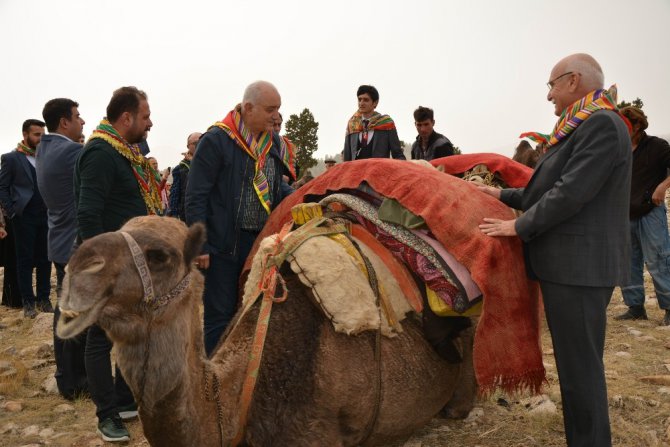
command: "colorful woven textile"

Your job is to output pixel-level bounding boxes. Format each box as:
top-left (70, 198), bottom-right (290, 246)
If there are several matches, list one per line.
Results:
top-left (519, 85), bottom-right (625, 149)
top-left (89, 119), bottom-right (163, 215)
top-left (16, 142), bottom-right (35, 156)
top-left (279, 136), bottom-right (297, 181)
top-left (211, 108), bottom-right (274, 214)
top-left (319, 193), bottom-right (468, 312)
top-left (346, 111), bottom-right (396, 135)
top-left (244, 157), bottom-right (545, 394)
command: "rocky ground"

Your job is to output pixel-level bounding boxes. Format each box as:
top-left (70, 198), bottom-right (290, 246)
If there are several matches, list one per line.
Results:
top-left (2, 273), bottom-right (670, 446)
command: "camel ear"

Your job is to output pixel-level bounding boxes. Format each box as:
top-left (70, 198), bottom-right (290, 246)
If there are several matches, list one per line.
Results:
top-left (184, 223), bottom-right (206, 266)
top-left (80, 255), bottom-right (106, 274)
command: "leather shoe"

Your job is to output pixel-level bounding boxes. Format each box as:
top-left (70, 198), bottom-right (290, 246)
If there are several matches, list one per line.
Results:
top-left (614, 306), bottom-right (648, 321)
top-left (23, 304), bottom-right (37, 319)
top-left (36, 300), bottom-right (54, 313)
top-left (662, 310), bottom-right (670, 326)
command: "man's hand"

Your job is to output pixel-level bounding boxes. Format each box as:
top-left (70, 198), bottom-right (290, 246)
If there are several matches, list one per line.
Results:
top-left (0, 227), bottom-right (7, 239)
top-left (476, 184), bottom-right (502, 199)
top-left (652, 182), bottom-right (670, 206)
top-left (479, 218), bottom-right (518, 237)
top-left (194, 254), bottom-right (210, 270)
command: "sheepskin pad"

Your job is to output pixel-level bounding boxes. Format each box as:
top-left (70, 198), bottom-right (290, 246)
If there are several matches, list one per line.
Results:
top-left (242, 232), bottom-right (413, 337)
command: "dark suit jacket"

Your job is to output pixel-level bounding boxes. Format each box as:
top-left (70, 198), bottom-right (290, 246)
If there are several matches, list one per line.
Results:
top-left (0, 150), bottom-right (38, 218)
top-left (185, 128), bottom-right (293, 256)
top-left (500, 110), bottom-right (632, 287)
top-left (343, 127), bottom-right (405, 161)
top-left (35, 134), bottom-right (83, 264)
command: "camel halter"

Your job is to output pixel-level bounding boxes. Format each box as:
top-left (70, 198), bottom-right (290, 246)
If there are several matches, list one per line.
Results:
top-left (119, 231), bottom-right (194, 412)
top-left (119, 231), bottom-right (192, 310)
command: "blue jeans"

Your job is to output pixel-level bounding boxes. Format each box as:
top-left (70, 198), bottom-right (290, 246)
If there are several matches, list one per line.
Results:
top-left (621, 205), bottom-right (670, 310)
top-left (202, 230), bottom-right (257, 356)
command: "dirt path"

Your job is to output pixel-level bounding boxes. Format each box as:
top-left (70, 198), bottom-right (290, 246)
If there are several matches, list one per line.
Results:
top-left (1, 278), bottom-right (670, 446)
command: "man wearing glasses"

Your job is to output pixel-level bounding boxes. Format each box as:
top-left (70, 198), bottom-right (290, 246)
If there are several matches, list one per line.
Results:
top-left (478, 53), bottom-right (632, 446)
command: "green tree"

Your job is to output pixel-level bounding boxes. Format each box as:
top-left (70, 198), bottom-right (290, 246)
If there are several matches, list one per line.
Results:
top-left (285, 108), bottom-right (319, 177)
top-left (452, 146), bottom-right (462, 155)
top-left (617, 97), bottom-right (644, 109)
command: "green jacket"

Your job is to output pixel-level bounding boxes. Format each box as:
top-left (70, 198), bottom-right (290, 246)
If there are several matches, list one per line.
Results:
top-left (74, 138), bottom-right (147, 240)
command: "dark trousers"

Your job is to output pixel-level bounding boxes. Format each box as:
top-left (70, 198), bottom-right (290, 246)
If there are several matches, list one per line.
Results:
top-left (0, 218), bottom-right (21, 308)
top-left (55, 262), bottom-right (66, 297)
top-left (12, 213), bottom-right (51, 306)
top-left (202, 230), bottom-right (257, 356)
top-left (85, 324), bottom-right (134, 421)
top-left (540, 281), bottom-right (613, 447)
top-left (54, 304), bottom-right (88, 399)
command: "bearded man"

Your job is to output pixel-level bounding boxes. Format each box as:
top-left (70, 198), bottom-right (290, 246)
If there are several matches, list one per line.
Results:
top-left (74, 86), bottom-right (160, 443)
top-left (0, 118), bottom-right (52, 318)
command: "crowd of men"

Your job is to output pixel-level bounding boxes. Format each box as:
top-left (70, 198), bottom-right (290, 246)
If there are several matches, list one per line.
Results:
top-left (0, 52), bottom-right (669, 446)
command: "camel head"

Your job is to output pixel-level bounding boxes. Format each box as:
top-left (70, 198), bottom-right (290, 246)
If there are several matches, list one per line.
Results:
top-left (57, 216), bottom-right (205, 343)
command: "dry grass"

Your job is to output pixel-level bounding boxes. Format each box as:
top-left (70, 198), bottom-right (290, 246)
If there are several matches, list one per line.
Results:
top-left (1, 277), bottom-right (670, 446)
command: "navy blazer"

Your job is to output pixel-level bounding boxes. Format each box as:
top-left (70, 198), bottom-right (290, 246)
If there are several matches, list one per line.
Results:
top-left (0, 150), bottom-right (38, 218)
top-left (501, 110), bottom-right (632, 287)
top-left (185, 127), bottom-right (293, 256)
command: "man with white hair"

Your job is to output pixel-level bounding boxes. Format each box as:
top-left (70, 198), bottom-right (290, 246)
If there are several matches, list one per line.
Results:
top-left (478, 53), bottom-right (632, 446)
top-left (186, 81), bottom-right (294, 355)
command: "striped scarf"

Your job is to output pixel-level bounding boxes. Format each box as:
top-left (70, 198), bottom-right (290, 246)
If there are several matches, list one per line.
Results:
top-left (278, 136), bottom-right (297, 181)
top-left (88, 119), bottom-right (164, 215)
top-left (211, 108), bottom-right (275, 214)
top-left (16, 141), bottom-right (35, 156)
top-left (346, 111), bottom-right (396, 135)
top-left (520, 85), bottom-right (626, 149)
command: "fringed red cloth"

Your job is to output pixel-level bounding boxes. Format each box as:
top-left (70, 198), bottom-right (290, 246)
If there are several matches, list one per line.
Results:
top-left (243, 155), bottom-right (544, 395)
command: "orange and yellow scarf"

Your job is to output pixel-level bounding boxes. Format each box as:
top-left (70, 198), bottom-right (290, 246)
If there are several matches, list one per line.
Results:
top-left (88, 119), bottom-right (164, 215)
top-left (211, 108), bottom-right (275, 214)
top-left (520, 85), bottom-right (630, 150)
top-left (346, 111), bottom-right (396, 135)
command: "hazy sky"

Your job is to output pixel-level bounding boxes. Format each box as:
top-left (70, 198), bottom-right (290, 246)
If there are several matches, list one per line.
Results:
top-left (1, 0), bottom-right (668, 169)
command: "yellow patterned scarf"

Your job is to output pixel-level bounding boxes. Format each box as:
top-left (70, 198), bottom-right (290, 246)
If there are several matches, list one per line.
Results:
top-left (16, 141), bottom-right (35, 156)
top-left (88, 119), bottom-right (163, 215)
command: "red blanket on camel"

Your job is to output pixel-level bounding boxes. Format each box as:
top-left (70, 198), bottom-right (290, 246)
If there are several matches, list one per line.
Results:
top-left (243, 153), bottom-right (544, 394)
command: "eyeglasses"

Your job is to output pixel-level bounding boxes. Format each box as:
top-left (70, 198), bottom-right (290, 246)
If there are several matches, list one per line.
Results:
top-left (546, 72), bottom-right (573, 90)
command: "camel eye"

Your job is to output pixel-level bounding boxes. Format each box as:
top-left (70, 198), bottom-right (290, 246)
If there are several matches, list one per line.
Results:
top-left (145, 248), bottom-right (170, 265)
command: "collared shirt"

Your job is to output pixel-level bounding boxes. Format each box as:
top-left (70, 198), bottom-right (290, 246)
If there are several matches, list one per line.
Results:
top-left (240, 156), bottom-right (277, 231)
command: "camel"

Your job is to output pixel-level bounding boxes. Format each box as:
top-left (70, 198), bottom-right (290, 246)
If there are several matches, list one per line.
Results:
top-left (57, 215), bottom-right (477, 446)
top-left (512, 140), bottom-right (540, 168)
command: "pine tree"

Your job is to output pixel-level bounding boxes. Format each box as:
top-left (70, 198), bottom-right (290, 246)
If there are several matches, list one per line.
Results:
top-left (285, 108), bottom-right (319, 177)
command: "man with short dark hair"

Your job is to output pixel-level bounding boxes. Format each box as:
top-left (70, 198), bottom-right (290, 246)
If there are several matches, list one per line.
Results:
top-left (186, 80), bottom-right (294, 356)
top-left (411, 106), bottom-right (455, 160)
top-left (343, 85), bottom-right (405, 161)
top-left (168, 132), bottom-right (202, 221)
top-left (0, 119), bottom-right (52, 319)
top-left (36, 97), bottom-right (87, 401)
top-left (75, 86), bottom-right (159, 442)
top-left (616, 106), bottom-right (670, 325)
top-left (479, 53), bottom-right (632, 446)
